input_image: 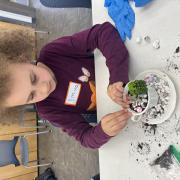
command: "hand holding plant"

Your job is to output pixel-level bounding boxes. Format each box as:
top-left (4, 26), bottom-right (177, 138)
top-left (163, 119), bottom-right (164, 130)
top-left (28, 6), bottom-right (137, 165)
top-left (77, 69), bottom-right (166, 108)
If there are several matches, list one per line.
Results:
top-left (107, 81), bottom-right (131, 108)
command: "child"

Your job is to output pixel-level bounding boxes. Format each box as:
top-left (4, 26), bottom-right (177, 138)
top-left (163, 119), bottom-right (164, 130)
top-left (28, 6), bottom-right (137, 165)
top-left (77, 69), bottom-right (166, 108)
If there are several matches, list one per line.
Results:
top-left (0, 22), bottom-right (131, 149)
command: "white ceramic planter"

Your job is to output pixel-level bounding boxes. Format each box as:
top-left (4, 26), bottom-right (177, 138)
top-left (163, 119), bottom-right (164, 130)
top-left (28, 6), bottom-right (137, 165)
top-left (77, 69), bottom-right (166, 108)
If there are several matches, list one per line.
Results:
top-left (124, 82), bottom-right (159, 122)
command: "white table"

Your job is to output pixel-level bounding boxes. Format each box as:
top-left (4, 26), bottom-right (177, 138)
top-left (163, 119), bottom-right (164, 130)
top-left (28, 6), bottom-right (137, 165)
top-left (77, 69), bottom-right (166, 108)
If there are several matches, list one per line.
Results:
top-left (92, 1), bottom-right (180, 179)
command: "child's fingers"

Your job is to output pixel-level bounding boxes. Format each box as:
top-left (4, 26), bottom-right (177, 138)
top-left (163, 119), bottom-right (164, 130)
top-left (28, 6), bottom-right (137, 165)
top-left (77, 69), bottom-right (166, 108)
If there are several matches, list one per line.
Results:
top-left (111, 95), bottom-right (122, 103)
top-left (123, 94), bottom-right (131, 102)
top-left (110, 88), bottom-right (124, 99)
top-left (110, 112), bottom-right (131, 128)
top-left (111, 120), bottom-right (128, 132)
top-left (123, 96), bottom-right (131, 104)
top-left (111, 94), bottom-right (130, 107)
top-left (105, 109), bottom-right (129, 122)
top-left (114, 81), bottom-right (124, 87)
top-left (109, 110), bottom-right (131, 123)
top-left (114, 83), bottom-right (124, 92)
top-left (108, 83), bottom-right (131, 107)
top-left (101, 110), bottom-right (132, 136)
top-left (114, 97), bottom-right (127, 106)
top-left (111, 121), bottom-right (128, 135)
top-left (110, 122), bottom-right (127, 134)
top-left (112, 91), bottom-right (123, 98)
top-left (120, 102), bottom-right (130, 108)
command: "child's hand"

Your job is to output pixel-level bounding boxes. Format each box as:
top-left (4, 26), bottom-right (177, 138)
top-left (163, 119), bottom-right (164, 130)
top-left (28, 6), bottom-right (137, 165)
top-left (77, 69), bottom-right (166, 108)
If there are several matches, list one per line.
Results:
top-left (101, 109), bottom-right (132, 136)
top-left (107, 81), bottom-right (130, 108)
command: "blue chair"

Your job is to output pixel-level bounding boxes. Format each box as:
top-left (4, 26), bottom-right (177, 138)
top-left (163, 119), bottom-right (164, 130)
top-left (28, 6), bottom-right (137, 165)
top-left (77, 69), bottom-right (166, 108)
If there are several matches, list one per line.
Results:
top-left (0, 136), bottom-right (20, 167)
top-left (19, 104), bottom-right (47, 129)
top-left (40, 0), bottom-right (91, 8)
top-left (0, 130), bottom-right (52, 168)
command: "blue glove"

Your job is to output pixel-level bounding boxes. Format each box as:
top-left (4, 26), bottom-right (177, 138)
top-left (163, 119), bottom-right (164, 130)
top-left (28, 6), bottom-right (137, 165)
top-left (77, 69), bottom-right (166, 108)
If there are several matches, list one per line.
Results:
top-left (105, 0), bottom-right (135, 41)
top-left (134, 0), bottom-right (153, 7)
top-left (104, 0), bottom-right (112, 7)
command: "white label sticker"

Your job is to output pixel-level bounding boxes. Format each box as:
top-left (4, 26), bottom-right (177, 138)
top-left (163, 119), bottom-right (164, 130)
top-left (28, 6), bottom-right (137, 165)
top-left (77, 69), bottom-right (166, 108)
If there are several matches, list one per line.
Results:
top-left (65, 82), bottom-right (81, 106)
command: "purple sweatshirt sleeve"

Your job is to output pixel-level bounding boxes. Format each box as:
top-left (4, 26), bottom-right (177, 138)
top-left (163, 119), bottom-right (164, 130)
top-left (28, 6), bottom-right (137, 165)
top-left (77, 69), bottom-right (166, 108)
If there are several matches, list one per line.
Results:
top-left (38, 108), bottom-right (111, 149)
top-left (44, 22), bottom-right (129, 84)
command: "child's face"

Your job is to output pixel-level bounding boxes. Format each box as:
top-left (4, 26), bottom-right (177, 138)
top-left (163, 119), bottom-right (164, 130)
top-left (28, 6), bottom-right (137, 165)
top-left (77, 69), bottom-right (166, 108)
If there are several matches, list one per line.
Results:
top-left (5, 62), bottom-right (57, 107)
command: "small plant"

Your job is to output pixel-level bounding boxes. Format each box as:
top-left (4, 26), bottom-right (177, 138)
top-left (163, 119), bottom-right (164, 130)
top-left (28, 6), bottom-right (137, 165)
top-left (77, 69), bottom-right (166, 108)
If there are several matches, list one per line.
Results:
top-left (128, 80), bottom-right (148, 97)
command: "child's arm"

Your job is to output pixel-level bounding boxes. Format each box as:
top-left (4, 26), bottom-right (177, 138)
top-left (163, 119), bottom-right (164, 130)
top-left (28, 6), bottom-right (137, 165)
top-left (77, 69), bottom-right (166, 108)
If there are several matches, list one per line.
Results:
top-left (38, 108), bottom-right (131, 149)
top-left (38, 110), bottom-right (111, 149)
top-left (42, 22), bottom-right (129, 85)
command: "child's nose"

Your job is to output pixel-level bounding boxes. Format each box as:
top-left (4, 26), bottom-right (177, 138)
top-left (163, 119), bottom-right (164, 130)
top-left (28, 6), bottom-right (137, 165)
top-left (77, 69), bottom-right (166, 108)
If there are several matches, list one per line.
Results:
top-left (37, 81), bottom-right (49, 96)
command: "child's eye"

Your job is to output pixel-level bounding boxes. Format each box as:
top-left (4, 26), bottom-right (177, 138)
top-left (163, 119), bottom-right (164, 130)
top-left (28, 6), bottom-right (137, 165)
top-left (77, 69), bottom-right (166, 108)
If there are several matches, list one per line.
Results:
top-left (31, 73), bottom-right (37, 85)
top-left (30, 92), bottom-right (35, 101)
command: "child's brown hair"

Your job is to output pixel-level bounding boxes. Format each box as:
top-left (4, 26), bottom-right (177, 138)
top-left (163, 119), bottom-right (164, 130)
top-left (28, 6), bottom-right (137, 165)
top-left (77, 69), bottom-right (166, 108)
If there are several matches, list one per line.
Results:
top-left (0, 29), bottom-right (35, 124)
top-left (0, 28), bottom-right (35, 59)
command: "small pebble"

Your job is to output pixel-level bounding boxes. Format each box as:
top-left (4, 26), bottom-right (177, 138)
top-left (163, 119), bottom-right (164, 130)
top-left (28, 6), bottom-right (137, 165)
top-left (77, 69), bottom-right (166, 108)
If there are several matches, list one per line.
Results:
top-left (144, 36), bottom-right (151, 43)
top-left (136, 107), bottom-right (143, 113)
top-left (136, 36), bottom-right (142, 44)
top-left (152, 40), bottom-right (160, 49)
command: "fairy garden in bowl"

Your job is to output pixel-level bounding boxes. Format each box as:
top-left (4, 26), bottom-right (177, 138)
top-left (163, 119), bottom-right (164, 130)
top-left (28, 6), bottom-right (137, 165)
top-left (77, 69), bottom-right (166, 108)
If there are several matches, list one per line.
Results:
top-left (125, 80), bottom-right (148, 114)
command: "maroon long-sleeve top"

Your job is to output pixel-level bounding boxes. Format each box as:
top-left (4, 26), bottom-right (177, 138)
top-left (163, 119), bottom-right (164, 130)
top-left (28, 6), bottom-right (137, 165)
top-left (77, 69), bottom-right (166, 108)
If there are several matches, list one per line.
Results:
top-left (36, 22), bottom-right (129, 149)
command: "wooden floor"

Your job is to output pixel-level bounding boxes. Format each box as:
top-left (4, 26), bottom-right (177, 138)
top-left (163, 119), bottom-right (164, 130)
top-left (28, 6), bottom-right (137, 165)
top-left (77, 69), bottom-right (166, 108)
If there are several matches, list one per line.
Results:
top-left (29, 0), bottom-right (99, 180)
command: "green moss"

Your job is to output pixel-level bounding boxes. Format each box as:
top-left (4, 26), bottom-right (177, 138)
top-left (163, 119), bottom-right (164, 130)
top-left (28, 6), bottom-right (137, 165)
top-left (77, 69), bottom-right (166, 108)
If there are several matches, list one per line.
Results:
top-left (128, 80), bottom-right (147, 97)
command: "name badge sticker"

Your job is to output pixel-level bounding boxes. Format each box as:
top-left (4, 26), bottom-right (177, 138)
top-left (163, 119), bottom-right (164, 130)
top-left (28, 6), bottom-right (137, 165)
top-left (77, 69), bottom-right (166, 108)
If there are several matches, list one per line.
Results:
top-left (65, 82), bottom-right (81, 106)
